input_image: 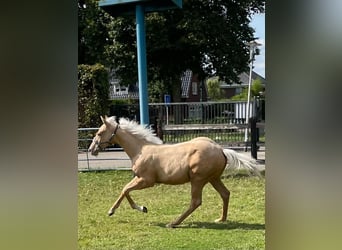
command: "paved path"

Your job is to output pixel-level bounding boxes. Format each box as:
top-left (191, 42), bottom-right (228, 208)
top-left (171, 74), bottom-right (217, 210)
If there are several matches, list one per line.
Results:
top-left (78, 149), bottom-right (132, 171)
top-left (78, 148), bottom-right (265, 172)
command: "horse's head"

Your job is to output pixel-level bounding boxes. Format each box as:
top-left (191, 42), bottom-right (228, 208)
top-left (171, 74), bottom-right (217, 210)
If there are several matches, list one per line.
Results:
top-left (88, 116), bottom-right (119, 156)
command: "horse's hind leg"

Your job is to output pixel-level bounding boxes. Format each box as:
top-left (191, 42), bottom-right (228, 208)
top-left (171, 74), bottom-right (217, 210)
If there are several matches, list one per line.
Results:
top-left (210, 178), bottom-right (230, 222)
top-left (108, 176), bottom-right (152, 216)
top-left (168, 181), bottom-right (206, 228)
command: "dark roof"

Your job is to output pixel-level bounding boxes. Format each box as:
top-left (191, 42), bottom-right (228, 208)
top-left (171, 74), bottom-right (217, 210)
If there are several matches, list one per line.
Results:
top-left (238, 71), bottom-right (266, 85)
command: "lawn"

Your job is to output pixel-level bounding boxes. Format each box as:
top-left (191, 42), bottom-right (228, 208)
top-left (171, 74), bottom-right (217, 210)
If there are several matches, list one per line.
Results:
top-left (78, 171), bottom-right (265, 250)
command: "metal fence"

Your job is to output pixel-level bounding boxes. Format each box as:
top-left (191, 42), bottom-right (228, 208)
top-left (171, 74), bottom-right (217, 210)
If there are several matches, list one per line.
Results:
top-left (149, 99), bottom-right (264, 146)
top-left (150, 101), bottom-right (254, 125)
top-left (78, 99), bottom-right (265, 170)
top-left (79, 99), bottom-right (265, 148)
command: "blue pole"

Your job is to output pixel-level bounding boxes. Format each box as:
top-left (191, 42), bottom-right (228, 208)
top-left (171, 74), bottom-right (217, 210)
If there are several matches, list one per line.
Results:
top-left (136, 5), bottom-right (149, 125)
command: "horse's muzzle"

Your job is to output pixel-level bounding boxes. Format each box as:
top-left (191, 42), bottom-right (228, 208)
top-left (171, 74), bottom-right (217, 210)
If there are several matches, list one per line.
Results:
top-left (88, 142), bottom-right (99, 156)
top-left (90, 148), bottom-right (99, 156)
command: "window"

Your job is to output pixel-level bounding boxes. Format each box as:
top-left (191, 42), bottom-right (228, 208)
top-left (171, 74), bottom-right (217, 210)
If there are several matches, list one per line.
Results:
top-left (192, 82), bottom-right (198, 95)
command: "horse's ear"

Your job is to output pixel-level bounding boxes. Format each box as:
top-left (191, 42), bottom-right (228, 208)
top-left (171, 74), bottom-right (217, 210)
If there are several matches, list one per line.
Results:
top-left (100, 116), bottom-right (105, 124)
top-left (101, 115), bottom-right (112, 126)
top-left (104, 115), bottom-right (110, 125)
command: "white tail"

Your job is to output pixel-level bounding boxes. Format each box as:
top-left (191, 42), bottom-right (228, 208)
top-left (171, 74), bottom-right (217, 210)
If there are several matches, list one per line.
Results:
top-left (223, 149), bottom-right (262, 177)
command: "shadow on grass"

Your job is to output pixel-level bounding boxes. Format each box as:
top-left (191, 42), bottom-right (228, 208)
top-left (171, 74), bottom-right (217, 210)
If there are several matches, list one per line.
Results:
top-left (152, 221), bottom-right (265, 230)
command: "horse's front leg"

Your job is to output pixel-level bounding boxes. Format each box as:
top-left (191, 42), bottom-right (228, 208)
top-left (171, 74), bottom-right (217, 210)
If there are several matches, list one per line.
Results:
top-left (125, 193), bottom-right (148, 213)
top-left (108, 176), bottom-right (153, 216)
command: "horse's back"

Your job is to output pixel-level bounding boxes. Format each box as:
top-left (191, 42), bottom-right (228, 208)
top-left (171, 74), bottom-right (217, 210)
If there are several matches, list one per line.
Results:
top-left (189, 136), bottom-right (216, 143)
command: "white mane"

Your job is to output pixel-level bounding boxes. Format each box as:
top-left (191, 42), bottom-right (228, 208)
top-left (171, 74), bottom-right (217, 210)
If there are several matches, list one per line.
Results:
top-left (113, 117), bottom-right (163, 145)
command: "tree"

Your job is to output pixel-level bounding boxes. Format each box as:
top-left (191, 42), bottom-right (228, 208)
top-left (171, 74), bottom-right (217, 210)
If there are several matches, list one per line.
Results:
top-left (78, 0), bottom-right (113, 127)
top-left (78, 0), bottom-right (265, 101)
top-left (206, 77), bottom-right (223, 100)
top-left (151, 0), bottom-right (265, 81)
top-left (78, 0), bottom-right (114, 65)
top-left (109, 0), bottom-right (264, 98)
top-left (251, 77), bottom-right (264, 96)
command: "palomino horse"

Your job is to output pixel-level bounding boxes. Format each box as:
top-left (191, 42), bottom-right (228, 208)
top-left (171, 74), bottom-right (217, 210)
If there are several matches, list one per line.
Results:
top-left (89, 116), bottom-right (261, 227)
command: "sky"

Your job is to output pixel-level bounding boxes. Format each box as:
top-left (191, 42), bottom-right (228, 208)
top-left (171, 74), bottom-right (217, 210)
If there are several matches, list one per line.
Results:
top-left (250, 12), bottom-right (265, 78)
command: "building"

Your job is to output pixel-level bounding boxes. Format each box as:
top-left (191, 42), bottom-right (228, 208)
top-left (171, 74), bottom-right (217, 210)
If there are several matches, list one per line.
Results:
top-left (109, 69), bottom-right (208, 102)
top-left (109, 81), bottom-right (139, 100)
top-left (108, 69), bottom-right (139, 100)
top-left (219, 71), bottom-right (266, 99)
top-left (180, 69), bottom-right (208, 102)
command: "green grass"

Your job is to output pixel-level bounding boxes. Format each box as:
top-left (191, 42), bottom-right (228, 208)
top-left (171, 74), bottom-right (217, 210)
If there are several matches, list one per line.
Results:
top-left (78, 171), bottom-right (265, 250)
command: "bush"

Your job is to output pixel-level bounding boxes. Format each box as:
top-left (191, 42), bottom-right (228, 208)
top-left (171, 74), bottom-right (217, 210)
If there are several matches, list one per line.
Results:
top-left (78, 64), bottom-right (110, 128)
top-left (231, 78), bottom-right (264, 101)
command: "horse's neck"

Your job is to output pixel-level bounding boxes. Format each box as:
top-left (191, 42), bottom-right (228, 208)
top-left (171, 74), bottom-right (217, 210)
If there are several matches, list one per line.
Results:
top-left (115, 129), bottom-right (145, 159)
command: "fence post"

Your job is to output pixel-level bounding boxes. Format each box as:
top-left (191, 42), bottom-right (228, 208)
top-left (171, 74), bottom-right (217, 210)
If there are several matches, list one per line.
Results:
top-left (156, 118), bottom-right (163, 141)
top-left (250, 117), bottom-right (258, 159)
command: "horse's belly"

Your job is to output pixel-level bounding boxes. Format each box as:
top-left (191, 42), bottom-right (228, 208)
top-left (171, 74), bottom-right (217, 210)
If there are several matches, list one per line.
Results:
top-left (156, 165), bottom-right (190, 185)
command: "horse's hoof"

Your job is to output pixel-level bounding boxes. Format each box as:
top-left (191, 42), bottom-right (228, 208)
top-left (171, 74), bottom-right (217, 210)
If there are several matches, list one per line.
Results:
top-left (166, 223), bottom-right (177, 228)
top-left (142, 206), bottom-right (148, 213)
top-left (214, 218), bottom-right (226, 223)
top-left (108, 210), bottom-right (114, 216)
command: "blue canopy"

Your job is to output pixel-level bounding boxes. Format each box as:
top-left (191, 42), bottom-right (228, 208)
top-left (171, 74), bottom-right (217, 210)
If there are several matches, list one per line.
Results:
top-left (99, 0), bottom-right (182, 16)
